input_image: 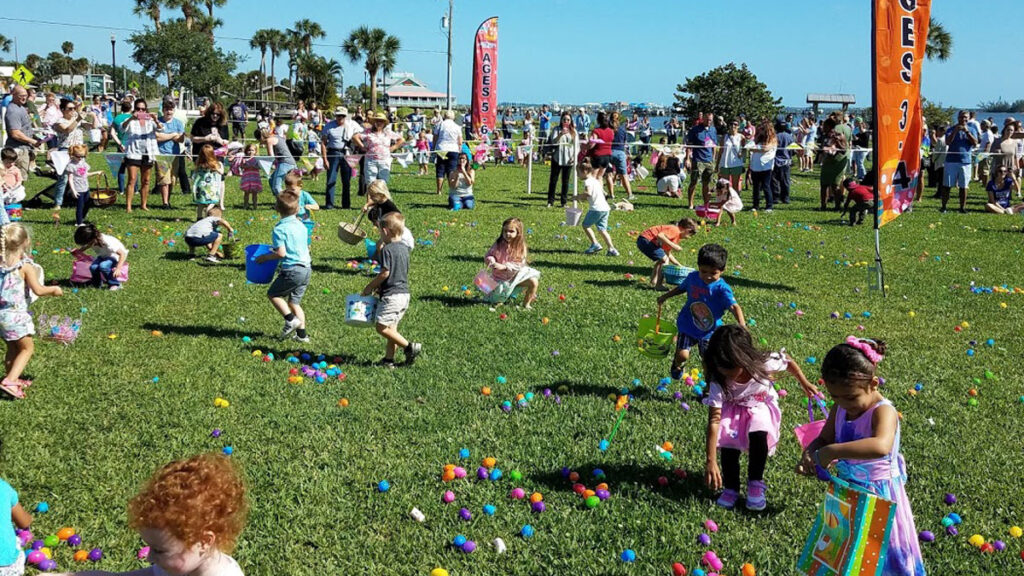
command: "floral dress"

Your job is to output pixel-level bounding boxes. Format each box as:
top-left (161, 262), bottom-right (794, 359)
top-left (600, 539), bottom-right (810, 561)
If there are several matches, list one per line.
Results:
top-left (0, 259), bottom-right (35, 341)
top-left (192, 167), bottom-right (224, 206)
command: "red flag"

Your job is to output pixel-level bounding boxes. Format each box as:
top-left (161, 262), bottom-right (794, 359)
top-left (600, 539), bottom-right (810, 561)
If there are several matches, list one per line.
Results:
top-left (873, 0), bottom-right (931, 227)
top-left (471, 17), bottom-right (499, 139)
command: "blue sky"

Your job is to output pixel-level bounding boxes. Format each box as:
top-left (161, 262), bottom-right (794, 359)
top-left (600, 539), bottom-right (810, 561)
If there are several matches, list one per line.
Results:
top-left (2, 0), bottom-right (1019, 108)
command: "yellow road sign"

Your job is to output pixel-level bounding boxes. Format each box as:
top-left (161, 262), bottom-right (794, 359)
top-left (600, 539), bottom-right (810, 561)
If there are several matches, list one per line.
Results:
top-left (12, 66), bottom-right (34, 87)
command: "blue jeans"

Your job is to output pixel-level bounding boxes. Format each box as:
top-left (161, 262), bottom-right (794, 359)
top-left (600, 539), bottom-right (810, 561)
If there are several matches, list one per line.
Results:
top-left (90, 255), bottom-right (120, 287)
top-left (324, 150), bottom-right (352, 208)
top-left (116, 161), bottom-right (140, 195)
top-left (54, 148), bottom-right (69, 206)
top-left (852, 150), bottom-right (868, 180)
top-left (448, 194), bottom-right (475, 210)
top-left (76, 190), bottom-right (92, 225)
top-left (270, 162), bottom-right (295, 196)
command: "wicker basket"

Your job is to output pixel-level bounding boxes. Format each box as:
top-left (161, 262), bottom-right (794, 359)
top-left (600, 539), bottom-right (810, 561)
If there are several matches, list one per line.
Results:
top-left (88, 173), bottom-right (118, 207)
top-left (337, 212), bottom-right (367, 245)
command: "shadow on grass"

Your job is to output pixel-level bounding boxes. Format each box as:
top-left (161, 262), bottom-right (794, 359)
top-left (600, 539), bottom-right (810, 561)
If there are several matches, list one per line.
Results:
top-left (585, 278), bottom-right (639, 288)
top-left (527, 462), bottom-right (710, 505)
top-left (530, 259), bottom-right (647, 275)
top-left (142, 322), bottom-right (249, 339)
top-left (419, 294), bottom-right (481, 308)
top-left (242, 345), bottom-right (380, 367)
top-left (538, 379), bottom-right (677, 407)
top-left (728, 276), bottom-right (798, 292)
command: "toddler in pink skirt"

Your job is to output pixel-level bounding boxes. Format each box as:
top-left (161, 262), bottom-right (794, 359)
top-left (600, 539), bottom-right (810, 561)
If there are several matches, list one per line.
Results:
top-left (702, 325), bottom-right (818, 511)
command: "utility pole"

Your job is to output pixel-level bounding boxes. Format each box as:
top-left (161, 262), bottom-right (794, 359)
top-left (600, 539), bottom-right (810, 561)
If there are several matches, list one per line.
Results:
top-left (110, 35), bottom-right (117, 96)
top-left (445, 0), bottom-right (453, 111)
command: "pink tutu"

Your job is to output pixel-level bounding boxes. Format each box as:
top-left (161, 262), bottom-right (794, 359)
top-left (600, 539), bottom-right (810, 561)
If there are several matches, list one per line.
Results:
top-left (716, 390), bottom-right (782, 455)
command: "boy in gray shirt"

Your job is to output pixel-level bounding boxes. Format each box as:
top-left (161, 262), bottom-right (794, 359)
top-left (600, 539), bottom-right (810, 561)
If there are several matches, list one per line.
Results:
top-left (362, 212), bottom-right (421, 368)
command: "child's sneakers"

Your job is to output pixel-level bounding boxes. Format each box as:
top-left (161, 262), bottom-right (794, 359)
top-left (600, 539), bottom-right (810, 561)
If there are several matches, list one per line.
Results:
top-left (715, 489), bottom-right (739, 510)
top-left (670, 364), bottom-right (684, 381)
top-left (280, 317), bottom-right (302, 339)
top-left (746, 480), bottom-right (768, 511)
top-left (378, 358), bottom-right (397, 370)
top-left (584, 244), bottom-right (603, 255)
top-left (109, 285), bottom-right (122, 291)
top-left (607, 248), bottom-right (620, 257)
top-left (206, 255), bottom-right (221, 263)
top-left (292, 334), bottom-right (310, 344)
top-left (404, 342), bottom-right (422, 365)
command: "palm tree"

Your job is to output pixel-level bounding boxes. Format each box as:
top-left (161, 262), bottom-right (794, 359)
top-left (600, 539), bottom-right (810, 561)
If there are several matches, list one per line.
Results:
top-left (165, 0), bottom-right (198, 30)
top-left (203, 0), bottom-right (226, 18)
top-left (290, 19), bottom-right (325, 54)
top-left (194, 12), bottom-right (222, 41)
top-left (132, 0), bottom-right (163, 31)
top-left (266, 29), bottom-right (287, 100)
top-left (250, 29), bottom-right (274, 97)
top-left (342, 26), bottom-right (400, 111)
top-left (0, 34), bottom-right (11, 54)
top-left (926, 18), bottom-right (952, 62)
top-left (61, 42), bottom-right (74, 77)
top-left (285, 33), bottom-right (302, 99)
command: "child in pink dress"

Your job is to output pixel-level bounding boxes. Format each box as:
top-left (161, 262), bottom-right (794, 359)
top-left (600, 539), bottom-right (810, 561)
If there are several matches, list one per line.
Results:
top-left (702, 325), bottom-right (818, 511)
top-left (798, 337), bottom-right (926, 576)
top-left (233, 143), bottom-right (263, 209)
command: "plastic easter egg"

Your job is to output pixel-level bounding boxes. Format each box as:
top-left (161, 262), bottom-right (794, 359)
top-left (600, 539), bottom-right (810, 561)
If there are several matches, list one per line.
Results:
top-left (520, 525), bottom-right (534, 538)
top-left (35, 502), bottom-right (49, 513)
top-left (595, 489), bottom-right (610, 500)
top-left (621, 549), bottom-right (636, 562)
top-left (672, 562), bottom-right (687, 576)
top-left (461, 540), bottom-right (477, 553)
top-left (585, 495), bottom-right (600, 508)
top-left (483, 457), bottom-right (496, 468)
top-left (73, 550), bottom-right (89, 562)
top-left (453, 467), bottom-right (466, 479)
top-left (531, 501), bottom-right (546, 513)
top-left (599, 439), bottom-right (610, 451)
top-left (27, 550), bottom-right (45, 565)
top-left (88, 548), bottom-right (103, 562)
top-left (44, 535), bottom-right (59, 547)
top-left (509, 470), bottom-right (522, 481)
top-left (430, 569), bottom-right (449, 576)
top-left (510, 488), bottom-right (526, 500)
top-left (969, 534), bottom-right (985, 547)
top-left (483, 504), bottom-right (496, 516)
top-left (477, 467), bottom-right (489, 480)
top-left (993, 540), bottom-right (1006, 551)
top-left (56, 528), bottom-right (75, 542)
top-left (919, 531), bottom-right (935, 542)
top-left (741, 563), bottom-right (756, 576)
top-left (530, 492), bottom-right (543, 503)
top-left (948, 513), bottom-right (962, 524)
top-left (489, 469), bottom-right (503, 481)
top-left (377, 480), bottom-right (390, 493)
top-left (704, 519), bottom-right (718, 533)
top-left (452, 535), bottom-right (467, 548)
top-left (67, 534), bottom-right (82, 547)
top-left (459, 507), bottom-right (472, 521)
top-left (442, 491), bottom-right (455, 504)
top-left (39, 559), bottom-right (57, 571)
top-left (138, 546), bottom-right (150, 560)
top-left (697, 533), bottom-right (711, 546)
top-left (1010, 526), bottom-right (1022, 538)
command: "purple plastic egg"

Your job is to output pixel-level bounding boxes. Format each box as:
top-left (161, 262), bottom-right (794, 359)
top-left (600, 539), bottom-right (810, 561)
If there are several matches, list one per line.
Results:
top-left (561, 467), bottom-right (571, 478)
top-left (698, 533), bottom-right (712, 546)
top-left (39, 559), bottom-right (57, 571)
top-left (461, 540), bottom-right (477, 553)
top-left (67, 534), bottom-right (82, 547)
top-left (993, 540), bottom-right (1006, 551)
top-left (918, 531), bottom-right (935, 542)
top-left (500, 403), bottom-right (512, 412)
top-left (673, 391), bottom-right (683, 400)
top-left (543, 388), bottom-right (552, 397)
top-left (477, 467), bottom-right (490, 479)
top-left (459, 507), bottom-right (472, 521)
top-left (531, 501), bottom-right (546, 513)
top-left (596, 489), bottom-right (610, 500)
top-left (943, 493), bottom-right (956, 505)
top-left (946, 526), bottom-right (959, 536)
top-left (88, 548), bottom-right (103, 562)
top-left (31, 540), bottom-right (44, 550)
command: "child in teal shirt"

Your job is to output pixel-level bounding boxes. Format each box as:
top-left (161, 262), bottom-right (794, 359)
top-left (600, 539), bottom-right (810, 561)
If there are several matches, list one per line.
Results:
top-left (0, 477), bottom-right (32, 575)
top-left (256, 189), bottom-right (312, 343)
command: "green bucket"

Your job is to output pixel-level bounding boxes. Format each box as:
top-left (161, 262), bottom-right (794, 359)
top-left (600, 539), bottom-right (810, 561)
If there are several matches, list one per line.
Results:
top-left (636, 315), bottom-right (678, 359)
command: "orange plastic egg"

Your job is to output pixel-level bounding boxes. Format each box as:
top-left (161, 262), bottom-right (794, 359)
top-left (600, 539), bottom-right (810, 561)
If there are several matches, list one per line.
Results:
top-left (74, 550), bottom-right (89, 562)
top-left (57, 527), bottom-right (75, 541)
top-left (530, 492), bottom-right (543, 503)
top-left (596, 483), bottom-right (608, 491)
top-left (483, 457), bottom-right (497, 469)
top-left (583, 489), bottom-right (596, 500)
top-left (337, 398), bottom-right (349, 407)
top-left (481, 386), bottom-right (491, 396)
top-left (441, 470), bottom-right (456, 482)
top-left (661, 441), bottom-right (674, 452)
top-left (568, 472), bottom-right (580, 482)
top-left (741, 563), bottom-right (756, 576)
top-left (443, 464), bottom-right (455, 472)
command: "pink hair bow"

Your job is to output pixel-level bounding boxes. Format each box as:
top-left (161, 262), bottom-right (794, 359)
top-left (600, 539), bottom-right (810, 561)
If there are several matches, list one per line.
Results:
top-left (845, 336), bottom-right (883, 365)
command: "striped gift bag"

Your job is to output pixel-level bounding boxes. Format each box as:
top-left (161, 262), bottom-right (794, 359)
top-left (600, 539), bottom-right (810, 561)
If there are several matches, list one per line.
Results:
top-left (797, 475), bottom-right (895, 576)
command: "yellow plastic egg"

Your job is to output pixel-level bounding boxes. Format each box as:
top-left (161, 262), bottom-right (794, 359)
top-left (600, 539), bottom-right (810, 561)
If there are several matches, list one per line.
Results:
top-left (969, 534), bottom-right (985, 547)
top-left (430, 569), bottom-right (449, 576)
top-left (1010, 526), bottom-right (1022, 538)
top-left (908, 311), bottom-right (916, 318)
top-left (961, 321), bottom-right (970, 328)
top-left (41, 547), bottom-right (52, 559)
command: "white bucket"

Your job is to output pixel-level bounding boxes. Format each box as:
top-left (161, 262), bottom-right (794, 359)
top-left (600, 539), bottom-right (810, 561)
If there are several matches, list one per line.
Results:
top-left (565, 206), bottom-right (584, 227)
top-left (344, 294), bottom-right (378, 327)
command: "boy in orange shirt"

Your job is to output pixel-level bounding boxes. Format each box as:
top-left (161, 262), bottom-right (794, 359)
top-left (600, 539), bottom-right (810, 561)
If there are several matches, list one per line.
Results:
top-left (636, 218), bottom-right (699, 289)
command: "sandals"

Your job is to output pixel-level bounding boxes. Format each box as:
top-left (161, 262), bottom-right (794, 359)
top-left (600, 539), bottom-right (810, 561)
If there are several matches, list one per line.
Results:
top-left (0, 378), bottom-right (26, 399)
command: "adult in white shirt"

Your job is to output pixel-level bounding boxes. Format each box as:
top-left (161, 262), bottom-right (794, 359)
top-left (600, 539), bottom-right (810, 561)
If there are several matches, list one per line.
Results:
top-left (718, 120), bottom-right (746, 191)
top-left (976, 120), bottom-right (994, 183)
top-left (433, 109), bottom-right (463, 195)
top-left (320, 106), bottom-right (362, 209)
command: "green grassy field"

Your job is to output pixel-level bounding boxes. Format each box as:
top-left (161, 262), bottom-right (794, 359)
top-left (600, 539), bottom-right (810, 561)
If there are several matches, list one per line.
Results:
top-left (2, 156), bottom-right (1023, 576)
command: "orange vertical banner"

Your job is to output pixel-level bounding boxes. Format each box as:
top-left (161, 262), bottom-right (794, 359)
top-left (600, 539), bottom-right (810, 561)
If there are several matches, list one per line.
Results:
top-left (471, 17), bottom-right (499, 140)
top-left (873, 0), bottom-right (931, 227)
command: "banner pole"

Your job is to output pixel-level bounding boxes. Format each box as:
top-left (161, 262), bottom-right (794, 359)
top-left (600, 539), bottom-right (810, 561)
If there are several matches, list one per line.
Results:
top-left (870, 0), bottom-right (886, 297)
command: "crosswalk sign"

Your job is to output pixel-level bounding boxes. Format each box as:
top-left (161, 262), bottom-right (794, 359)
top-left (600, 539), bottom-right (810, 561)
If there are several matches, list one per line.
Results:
top-left (13, 66), bottom-right (34, 87)
top-left (129, 80), bottom-right (139, 90)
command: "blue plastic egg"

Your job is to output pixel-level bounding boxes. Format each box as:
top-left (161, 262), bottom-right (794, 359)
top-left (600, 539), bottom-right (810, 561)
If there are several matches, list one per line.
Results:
top-left (520, 525), bottom-right (534, 538)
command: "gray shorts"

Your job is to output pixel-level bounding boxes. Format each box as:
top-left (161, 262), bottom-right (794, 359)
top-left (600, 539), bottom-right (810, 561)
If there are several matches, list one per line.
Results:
top-left (267, 265), bottom-right (311, 304)
top-left (376, 293), bottom-right (410, 327)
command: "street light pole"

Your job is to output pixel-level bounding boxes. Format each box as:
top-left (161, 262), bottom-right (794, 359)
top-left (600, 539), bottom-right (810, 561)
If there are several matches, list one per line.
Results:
top-left (445, 0), bottom-right (453, 111)
top-left (110, 35), bottom-right (116, 96)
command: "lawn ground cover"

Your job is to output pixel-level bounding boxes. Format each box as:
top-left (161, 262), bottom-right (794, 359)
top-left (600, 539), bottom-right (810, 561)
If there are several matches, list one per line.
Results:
top-left (2, 156), bottom-right (1023, 576)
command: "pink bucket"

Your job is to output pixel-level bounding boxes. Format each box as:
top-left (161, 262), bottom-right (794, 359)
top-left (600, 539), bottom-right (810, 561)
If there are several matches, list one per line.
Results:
top-left (694, 205), bottom-right (721, 221)
top-left (794, 396), bottom-right (830, 449)
top-left (474, 270), bottom-right (499, 294)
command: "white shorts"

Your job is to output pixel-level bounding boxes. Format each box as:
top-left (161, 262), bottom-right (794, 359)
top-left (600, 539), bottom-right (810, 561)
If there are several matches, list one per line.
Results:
top-left (377, 293), bottom-right (410, 327)
top-left (0, 550), bottom-right (25, 576)
top-left (657, 175), bottom-right (681, 194)
top-left (943, 163), bottom-right (970, 189)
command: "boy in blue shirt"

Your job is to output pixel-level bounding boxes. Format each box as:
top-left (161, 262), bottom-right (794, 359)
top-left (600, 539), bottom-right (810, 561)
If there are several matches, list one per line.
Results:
top-left (657, 243), bottom-right (746, 379)
top-left (284, 171), bottom-right (320, 220)
top-left (256, 190), bottom-right (312, 342)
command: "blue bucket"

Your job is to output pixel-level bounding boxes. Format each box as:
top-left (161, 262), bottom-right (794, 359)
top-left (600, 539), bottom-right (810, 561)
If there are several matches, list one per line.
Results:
top-left (244, 244), bottom-right (278, 284)
top-left (304, 219), bottom-right (315, 245)
top-left (364, 238), bottom-right (378, 260)
top-left (663, 265), bottom-right (693, 286)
